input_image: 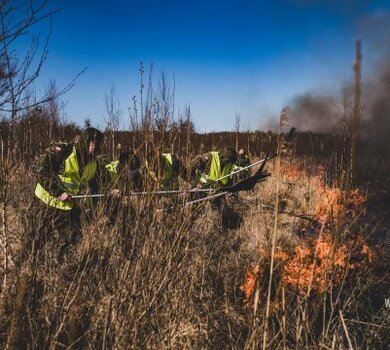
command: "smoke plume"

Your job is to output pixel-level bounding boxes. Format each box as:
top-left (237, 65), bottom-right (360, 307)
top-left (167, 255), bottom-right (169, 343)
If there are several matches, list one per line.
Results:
top-left (362, 60), bottom-right (390, 156)
top-left (288, 93), bottom-right (338, 133)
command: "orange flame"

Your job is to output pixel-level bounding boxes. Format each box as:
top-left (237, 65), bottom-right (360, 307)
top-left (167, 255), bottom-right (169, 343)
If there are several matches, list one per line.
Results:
top-left (241, 165), bottom-right (373, 300)
top-left (240, 265), bottom-right (260, 303)
top-left (242, 233), bottom-right (374, 298)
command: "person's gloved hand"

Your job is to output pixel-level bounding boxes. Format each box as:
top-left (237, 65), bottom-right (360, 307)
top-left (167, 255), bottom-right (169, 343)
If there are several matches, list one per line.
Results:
top-left (58, 192), bottom-right (72, 201)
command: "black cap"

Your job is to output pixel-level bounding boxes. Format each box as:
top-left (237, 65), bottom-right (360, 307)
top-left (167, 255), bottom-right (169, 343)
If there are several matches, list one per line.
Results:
top-left (119, 150), bottom-right (141, 170)
top-left (221, 147), bottom-right (237, 164)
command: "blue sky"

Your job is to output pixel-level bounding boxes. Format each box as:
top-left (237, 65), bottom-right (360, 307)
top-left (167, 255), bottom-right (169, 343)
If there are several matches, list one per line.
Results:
top-left (17, 0), bottom-right (390, 131)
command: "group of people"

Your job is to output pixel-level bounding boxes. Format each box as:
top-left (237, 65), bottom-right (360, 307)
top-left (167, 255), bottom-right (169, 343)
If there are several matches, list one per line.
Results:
top-left (33, 126), bottom-right (251, 207)
top-left (31, 127), bottom-right (252, 232)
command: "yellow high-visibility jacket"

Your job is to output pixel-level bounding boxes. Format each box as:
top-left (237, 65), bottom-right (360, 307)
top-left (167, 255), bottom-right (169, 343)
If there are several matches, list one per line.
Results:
top-left (200, 151), bottom-right (234, 186)
top-left (35, 147), bottom-right (97, 210)
top-left (146, 153), bottom-right (177, 189)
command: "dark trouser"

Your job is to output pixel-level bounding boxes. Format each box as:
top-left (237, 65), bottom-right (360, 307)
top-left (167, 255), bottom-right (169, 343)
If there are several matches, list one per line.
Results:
top-left (23, 198), bottom-right (82, 263)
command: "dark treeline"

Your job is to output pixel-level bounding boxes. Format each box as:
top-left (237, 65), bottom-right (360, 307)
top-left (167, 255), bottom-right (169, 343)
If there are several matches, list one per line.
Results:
top-left (0, 102), bottom-right (351, 167)
top-left (113, 130), bottom-right (337, 159)
top-left (0, 108), bottom-right (340, 168)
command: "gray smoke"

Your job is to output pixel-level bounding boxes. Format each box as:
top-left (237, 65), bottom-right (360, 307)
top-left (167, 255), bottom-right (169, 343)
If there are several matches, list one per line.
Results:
top-left (259, 5), bottom-right (390, 180)
top-left (287, 8), bottom-right (390, 137)
top-left (362, 60), bottom-right (390, 154)
top-left (286, 59), bottom-right (390, 144)
top-left (288, 93), bottom-right (338, 133)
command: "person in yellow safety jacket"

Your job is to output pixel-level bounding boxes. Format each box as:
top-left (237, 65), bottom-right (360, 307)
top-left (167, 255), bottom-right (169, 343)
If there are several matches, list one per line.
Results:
top-left (30, 127), bottom-right (104, 257)
top-left (190, 147), bottom-right (238, 187)
top-left (145, 151), bottom-right (186, 190)
top-left (34, 127), bottom-right (104, 210)
top-left (105, 150), bottom-right (143, 193)
top-left (12, 127), bottom-right (104, 350)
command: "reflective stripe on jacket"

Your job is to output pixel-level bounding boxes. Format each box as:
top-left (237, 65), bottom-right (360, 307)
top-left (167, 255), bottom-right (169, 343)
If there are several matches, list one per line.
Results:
top-left (35, 147), bottom-right (97, 210)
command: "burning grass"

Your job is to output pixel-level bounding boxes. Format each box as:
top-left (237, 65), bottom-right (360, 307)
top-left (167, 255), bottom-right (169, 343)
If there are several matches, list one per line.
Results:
top-left (241, 163), bottom-right (375, 298)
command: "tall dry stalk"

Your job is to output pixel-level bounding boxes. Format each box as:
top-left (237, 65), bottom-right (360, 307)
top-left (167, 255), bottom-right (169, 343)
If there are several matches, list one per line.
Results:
top-left (235, 112), bottom-right (241, 152)
top-left (105, 83), bottom-right (121, 159)
top-left (349, 40), bottom-right (362, 187)
top-left (262, 107), bottom-right (288, 350)
top-left (1, 136), bottom-right (7, 289)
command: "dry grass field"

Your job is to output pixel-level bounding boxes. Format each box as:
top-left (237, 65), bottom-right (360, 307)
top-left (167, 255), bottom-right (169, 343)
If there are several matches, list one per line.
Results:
top-left (1, 130), bottom-right (389, 349)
